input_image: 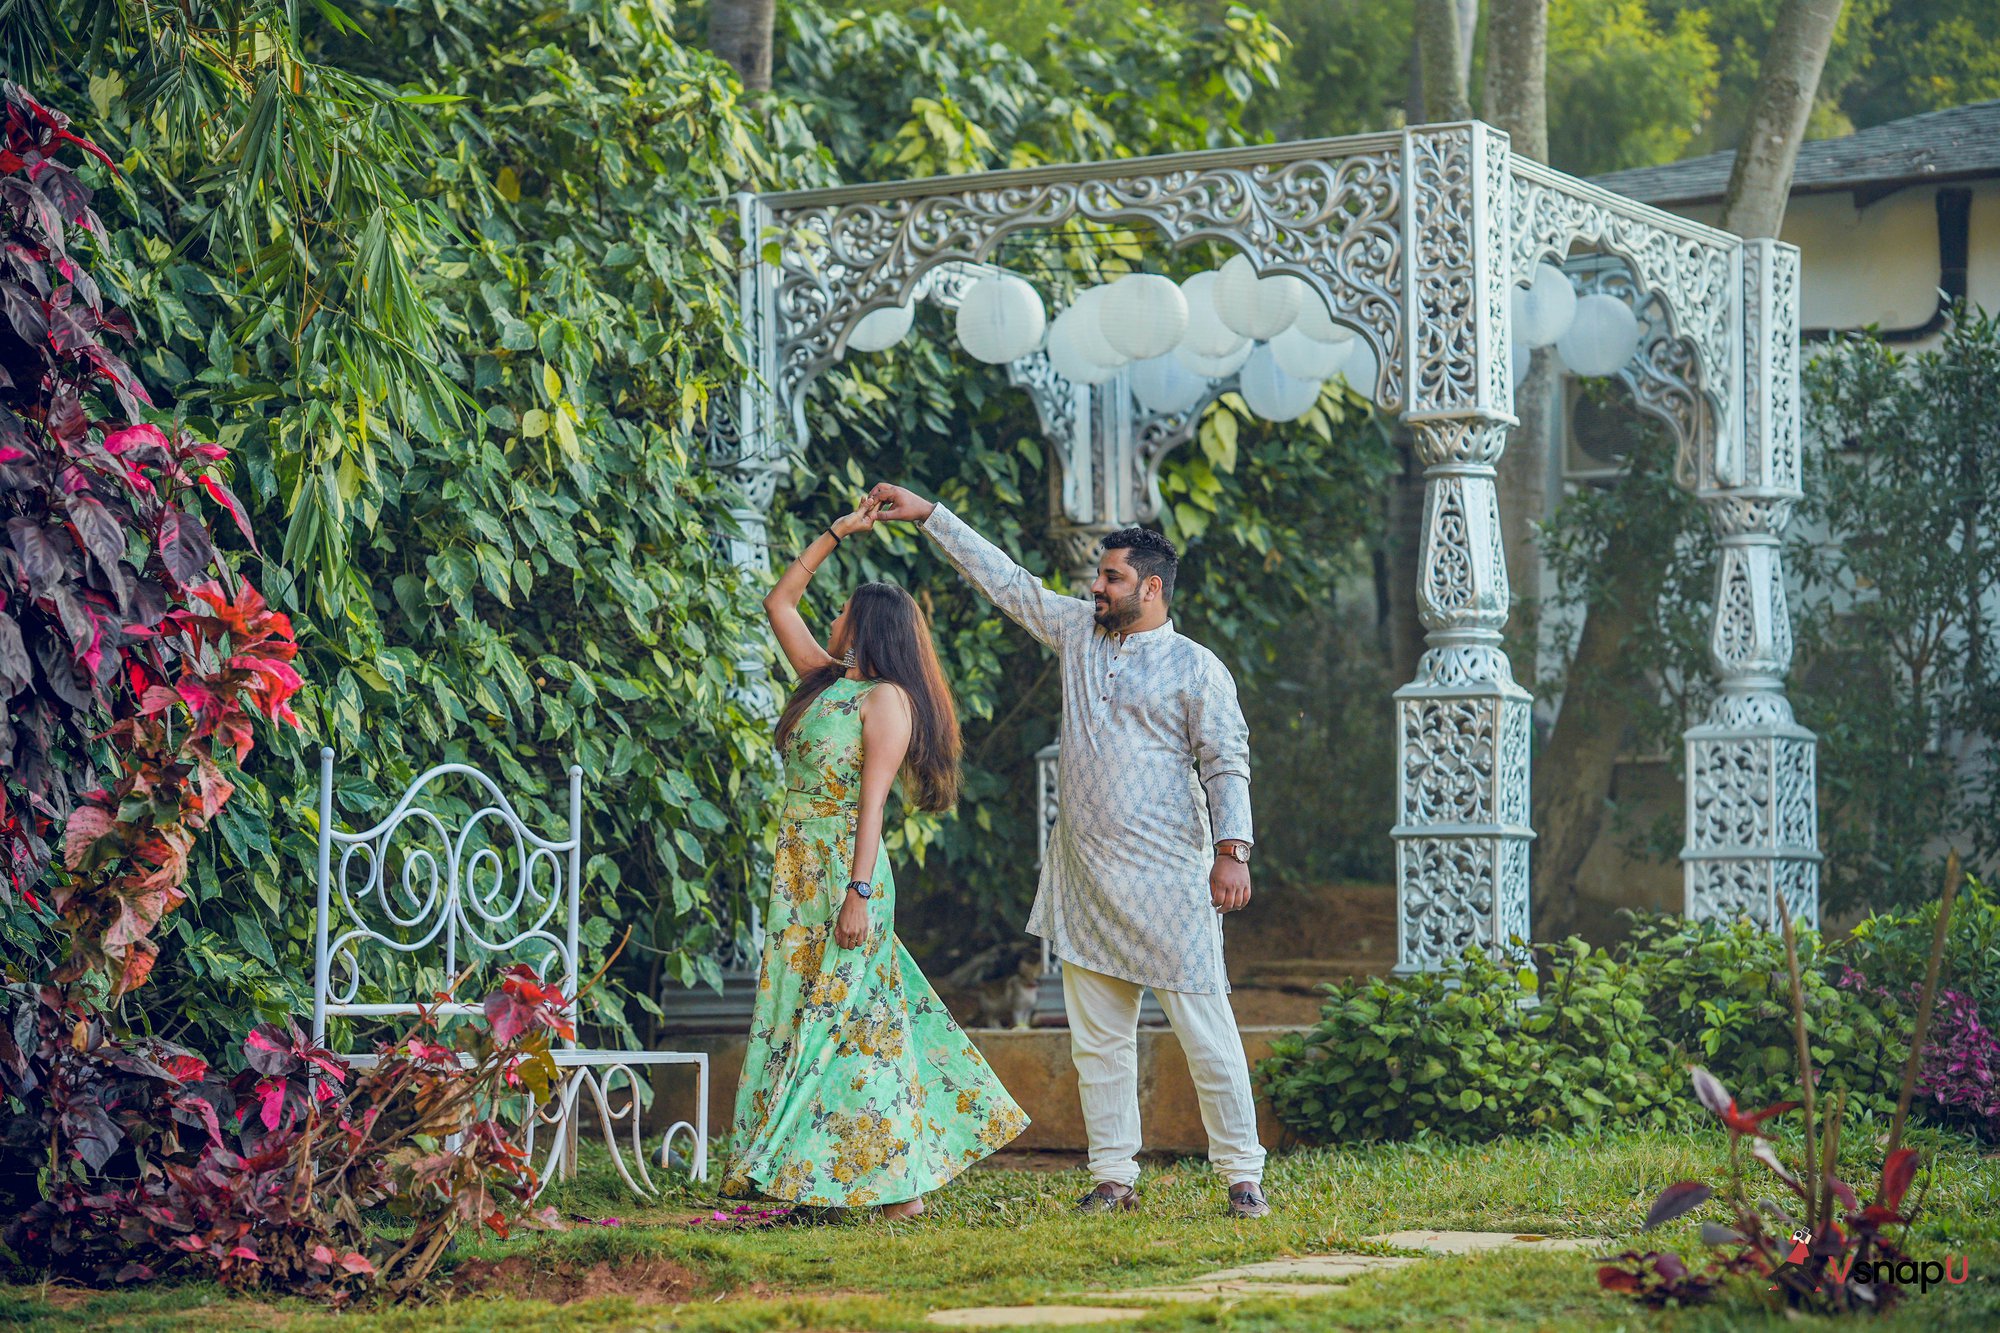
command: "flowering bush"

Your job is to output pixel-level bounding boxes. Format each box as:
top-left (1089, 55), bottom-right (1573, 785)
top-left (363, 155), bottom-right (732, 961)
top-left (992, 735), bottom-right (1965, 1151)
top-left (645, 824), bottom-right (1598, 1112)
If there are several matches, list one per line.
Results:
top-left (2, 966), bottom-right (572, 1303)
top-left (1839, 968), bottom-right (2000, 1140)
top-left (0, 80), bottom-right (293, 995)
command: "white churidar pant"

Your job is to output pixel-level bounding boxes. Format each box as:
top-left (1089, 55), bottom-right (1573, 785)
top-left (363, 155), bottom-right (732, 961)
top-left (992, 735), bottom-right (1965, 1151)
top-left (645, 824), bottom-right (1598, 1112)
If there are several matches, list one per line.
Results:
top-left (1061, 961), bottom-right (1266, 1187)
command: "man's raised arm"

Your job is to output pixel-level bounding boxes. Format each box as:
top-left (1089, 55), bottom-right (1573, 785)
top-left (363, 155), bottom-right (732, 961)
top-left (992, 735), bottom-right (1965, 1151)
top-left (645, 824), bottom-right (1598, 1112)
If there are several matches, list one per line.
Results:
top-left (869, 483), bottom-right (1087, 651)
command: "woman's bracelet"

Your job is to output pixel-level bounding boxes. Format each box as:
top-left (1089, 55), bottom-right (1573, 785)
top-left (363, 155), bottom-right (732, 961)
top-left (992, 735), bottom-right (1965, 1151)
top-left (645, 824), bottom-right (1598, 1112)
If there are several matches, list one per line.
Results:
top-left (825, 527), bottom-right (843, 546)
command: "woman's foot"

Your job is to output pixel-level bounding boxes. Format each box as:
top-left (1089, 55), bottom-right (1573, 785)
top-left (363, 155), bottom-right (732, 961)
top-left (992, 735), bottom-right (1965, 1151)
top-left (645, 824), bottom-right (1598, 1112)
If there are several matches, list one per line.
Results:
top-left (876, 1197), bottom-right (926, 1221)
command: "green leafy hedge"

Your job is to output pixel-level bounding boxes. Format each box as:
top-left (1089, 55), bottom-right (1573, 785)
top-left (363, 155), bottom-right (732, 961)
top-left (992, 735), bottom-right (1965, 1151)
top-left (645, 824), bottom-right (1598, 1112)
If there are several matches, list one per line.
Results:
top-left (1257, 916), bottom-right (1912, 1144)
top-left (6, 1), bottom-right (1385, 1057)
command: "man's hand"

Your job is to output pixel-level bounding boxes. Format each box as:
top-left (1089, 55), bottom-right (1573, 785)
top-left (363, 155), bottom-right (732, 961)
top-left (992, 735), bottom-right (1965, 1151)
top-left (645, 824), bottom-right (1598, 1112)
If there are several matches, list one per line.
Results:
top-left (835, 889), bottom-right (871, 949)
top-left (867, 483), bottom-right (936, 524)
top-left (1211, 856), bottom-right (1252, 913)
top-left (830, 495), bottom-right (882, 539)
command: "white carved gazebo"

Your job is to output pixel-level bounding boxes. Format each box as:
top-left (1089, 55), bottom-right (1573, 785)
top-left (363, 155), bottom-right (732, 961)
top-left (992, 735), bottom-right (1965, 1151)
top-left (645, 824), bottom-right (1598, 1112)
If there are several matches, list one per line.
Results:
top-left (711, 121), bottom-right (1819, 980)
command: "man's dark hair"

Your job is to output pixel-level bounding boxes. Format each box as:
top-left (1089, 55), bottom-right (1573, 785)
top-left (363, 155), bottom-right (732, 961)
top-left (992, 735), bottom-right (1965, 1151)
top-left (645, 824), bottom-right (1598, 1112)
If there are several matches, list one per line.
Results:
top-left (1101, 527), bottom-right (1179, 602)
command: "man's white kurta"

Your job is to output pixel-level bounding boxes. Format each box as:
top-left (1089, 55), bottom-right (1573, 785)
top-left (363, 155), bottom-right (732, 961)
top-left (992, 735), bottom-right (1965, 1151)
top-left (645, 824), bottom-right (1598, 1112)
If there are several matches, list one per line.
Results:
top-left (922, 504), bottom-right (1254, 995)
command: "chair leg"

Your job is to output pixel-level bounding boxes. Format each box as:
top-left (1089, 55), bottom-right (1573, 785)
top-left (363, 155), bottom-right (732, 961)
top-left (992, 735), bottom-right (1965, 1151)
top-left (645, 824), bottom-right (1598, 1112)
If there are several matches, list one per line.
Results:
top-left (694, 1054), bottom-right (709, 1182)
top-left (562, 1070), bottom-right (581, 1180)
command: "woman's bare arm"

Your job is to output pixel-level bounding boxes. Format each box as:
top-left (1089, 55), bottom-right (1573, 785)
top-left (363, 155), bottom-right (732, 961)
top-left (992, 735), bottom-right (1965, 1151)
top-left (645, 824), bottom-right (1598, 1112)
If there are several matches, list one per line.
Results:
top-left (836, 682), bottom-right (913, 947)
top-left (763, 498), bottom-right (879, 678)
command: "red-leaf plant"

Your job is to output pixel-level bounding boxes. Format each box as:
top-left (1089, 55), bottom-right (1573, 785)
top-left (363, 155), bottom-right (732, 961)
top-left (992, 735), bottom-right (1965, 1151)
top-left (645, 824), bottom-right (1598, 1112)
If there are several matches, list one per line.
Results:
top-left (3, 966), bottom-right (574, 1304)
top-left (0, 81), bottom-right (294, 995)
top-left (1598, 880), bottom-right (1962, 1315)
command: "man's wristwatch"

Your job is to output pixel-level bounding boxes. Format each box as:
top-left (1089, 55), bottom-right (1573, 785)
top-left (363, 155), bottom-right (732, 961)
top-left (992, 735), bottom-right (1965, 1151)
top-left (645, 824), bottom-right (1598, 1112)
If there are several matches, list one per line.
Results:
top-left (846, 879), bottom-right (874, 899)
top-left (1217, 841), bottom-right (1250, 864)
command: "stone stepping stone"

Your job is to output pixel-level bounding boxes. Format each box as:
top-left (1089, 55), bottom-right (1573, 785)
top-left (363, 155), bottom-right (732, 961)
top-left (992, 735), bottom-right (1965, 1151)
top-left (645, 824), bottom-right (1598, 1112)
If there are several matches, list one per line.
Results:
top-left (1105, 1280), bottom-right (1360, 1302)
top-left (926, 1306), bottom-right (1152, 1327)
top-left (1095, 1253), bottom-right (1417, 1304)
top-left (1193, 1255), bottom-right (1418, 1283)
top-left (1368, 1229), bottom-right (1612, 1254)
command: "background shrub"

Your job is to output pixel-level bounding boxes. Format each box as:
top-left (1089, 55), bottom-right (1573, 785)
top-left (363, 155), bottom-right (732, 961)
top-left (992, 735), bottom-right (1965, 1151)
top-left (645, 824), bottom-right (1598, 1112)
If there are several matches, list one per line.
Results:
top-left (1258, 917), bottom-right (1913, 1145)
top-left (1257, 940), bottom-right (1680, 1143)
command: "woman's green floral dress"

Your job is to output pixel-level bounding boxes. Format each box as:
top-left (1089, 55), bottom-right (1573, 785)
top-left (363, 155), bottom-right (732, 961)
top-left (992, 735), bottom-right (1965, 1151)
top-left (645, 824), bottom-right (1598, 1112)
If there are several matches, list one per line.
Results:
top-left (722, 676), bottom-right (1029, 1207)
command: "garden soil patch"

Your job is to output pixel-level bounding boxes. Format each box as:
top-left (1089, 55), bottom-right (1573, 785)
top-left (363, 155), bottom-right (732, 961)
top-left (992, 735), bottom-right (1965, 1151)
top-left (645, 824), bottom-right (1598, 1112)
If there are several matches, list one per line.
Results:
top-left (451, 1253), bottom-right (701, 1305)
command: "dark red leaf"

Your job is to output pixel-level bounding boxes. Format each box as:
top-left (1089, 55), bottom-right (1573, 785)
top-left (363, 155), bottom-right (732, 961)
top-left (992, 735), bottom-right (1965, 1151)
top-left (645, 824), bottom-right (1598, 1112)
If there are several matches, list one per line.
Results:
top-left (1879, 1148), bottom-right (1919, 1212)
top-left (0, 278), bottom-right (43, 345)
top-left (156, 509), bottom-right (214, 586)
top-left (6, 516), bottom-right (65, 591)
top-left (198, 474), bottom-right (259, 552)
top-left (1643, 1180), bottom-right (1712, 1231)
top-left (66, 492), bottom-right (126, 572)
top-left (0, 609), bottom-right (28, 695)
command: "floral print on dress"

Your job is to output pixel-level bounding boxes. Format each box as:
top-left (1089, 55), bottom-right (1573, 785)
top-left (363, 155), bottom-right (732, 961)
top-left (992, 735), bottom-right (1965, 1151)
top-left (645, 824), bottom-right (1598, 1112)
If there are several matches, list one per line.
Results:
top-left (721, 676), bottom-right (1029, 1207)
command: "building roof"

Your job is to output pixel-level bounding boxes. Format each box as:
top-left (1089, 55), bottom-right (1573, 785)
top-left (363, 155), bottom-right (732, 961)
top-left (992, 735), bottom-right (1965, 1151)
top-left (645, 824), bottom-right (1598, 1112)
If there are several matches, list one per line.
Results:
top-left (1589, 100), bottom-right (2000, 206)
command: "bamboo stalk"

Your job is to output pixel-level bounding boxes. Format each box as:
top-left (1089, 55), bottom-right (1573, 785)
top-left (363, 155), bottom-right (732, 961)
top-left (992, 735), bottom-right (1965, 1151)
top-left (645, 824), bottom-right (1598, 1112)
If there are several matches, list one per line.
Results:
top-left (1781, 912), bottom-right (1820, 1234)
top-left (1888, 850), bottom-right (1963, 1160)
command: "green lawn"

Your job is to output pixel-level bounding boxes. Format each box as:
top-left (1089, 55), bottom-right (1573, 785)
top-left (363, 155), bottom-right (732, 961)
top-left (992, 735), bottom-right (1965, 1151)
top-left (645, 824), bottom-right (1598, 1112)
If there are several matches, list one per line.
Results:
top-left (4, 1123), bottom-right (1996, 1330)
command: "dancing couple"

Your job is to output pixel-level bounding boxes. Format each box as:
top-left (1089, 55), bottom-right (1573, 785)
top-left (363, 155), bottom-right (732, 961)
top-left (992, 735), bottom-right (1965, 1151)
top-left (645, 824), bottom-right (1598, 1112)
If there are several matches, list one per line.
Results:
top-left (719, 483), bottom-right (1270, 1221)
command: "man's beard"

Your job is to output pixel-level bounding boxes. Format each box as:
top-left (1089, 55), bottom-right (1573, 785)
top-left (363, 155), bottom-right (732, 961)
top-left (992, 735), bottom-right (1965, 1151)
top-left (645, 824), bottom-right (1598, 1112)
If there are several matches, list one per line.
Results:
top-left (1093, 589), bottom-right (1143, 632)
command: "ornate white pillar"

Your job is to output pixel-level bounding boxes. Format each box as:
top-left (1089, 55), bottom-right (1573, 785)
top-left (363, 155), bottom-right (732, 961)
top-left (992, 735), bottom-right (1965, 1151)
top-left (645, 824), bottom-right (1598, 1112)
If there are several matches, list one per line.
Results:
top-left (1392, 124), bottom-right (1535, 972)
top-left (1681, 239), bottom-right (1819, 927)
top-left (722, 192), bottom-right (788, 720)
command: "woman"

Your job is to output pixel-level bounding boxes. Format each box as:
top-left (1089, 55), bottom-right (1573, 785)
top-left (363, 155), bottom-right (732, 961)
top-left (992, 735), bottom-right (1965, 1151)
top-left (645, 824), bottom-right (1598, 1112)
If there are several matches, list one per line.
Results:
top-left (720, 497), bottom-right (1029, 1220)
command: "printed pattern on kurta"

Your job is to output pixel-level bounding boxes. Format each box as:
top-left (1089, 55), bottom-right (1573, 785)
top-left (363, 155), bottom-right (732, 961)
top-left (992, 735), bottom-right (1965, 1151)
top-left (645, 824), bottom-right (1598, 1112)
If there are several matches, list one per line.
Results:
top-left (722, 676), bottom-right (1029, 1206)
top-left (922, 504), bottom-right (1255, 995)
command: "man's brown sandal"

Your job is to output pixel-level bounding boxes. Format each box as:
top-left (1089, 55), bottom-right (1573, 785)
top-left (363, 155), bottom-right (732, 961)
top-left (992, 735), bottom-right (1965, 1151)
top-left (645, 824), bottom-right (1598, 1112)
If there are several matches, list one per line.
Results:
top-left (1228, 1182), bottom-right (1271, 1218)
top-left (1074, 1181), bottom-right (1140, 1214)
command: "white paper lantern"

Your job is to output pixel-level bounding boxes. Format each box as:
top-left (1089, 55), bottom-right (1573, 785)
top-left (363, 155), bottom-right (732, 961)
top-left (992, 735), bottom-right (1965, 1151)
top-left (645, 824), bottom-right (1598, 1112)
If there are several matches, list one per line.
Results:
top-left (1511, 337), bottom-right (1532, 387)
top-left (1555, 293), bottom-right (1643, 377)
top-left (1337, 338), bottom-right (1379, 402)
top-left (1174, 338), bottom-right (1254, 380)
top-left (1047, 305), bottom-right (1120, 384)
top-left (1293, 293), bottom-right (1356, 346)
top-left (955, 274), bottom-right (1046, 364)
top-left (1070, 285), bottom-right (1129, 368)
top-left (1130, 354), bottom-right (1210, 415)
top-left (1213, 253), bottom-right (1305, 341)
top-left (1270, 325), bottom-right (1352, 382)
top-left (1514, 262), bottom-right (1578, 348)
top-left (847, 301), bottom-right (914, 354)
top-left (1177, 271), bottom-right (1247, 358)
top-left (1237, 343), bottom-right (1321, 422)
top-left (1100, 273), bottom-right (1189, 362)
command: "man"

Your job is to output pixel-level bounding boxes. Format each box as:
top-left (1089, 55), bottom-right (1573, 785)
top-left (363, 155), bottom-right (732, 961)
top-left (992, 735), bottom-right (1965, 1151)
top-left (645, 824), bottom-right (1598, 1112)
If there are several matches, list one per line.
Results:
top-left (868, 482), bottom-right (1269, 1219)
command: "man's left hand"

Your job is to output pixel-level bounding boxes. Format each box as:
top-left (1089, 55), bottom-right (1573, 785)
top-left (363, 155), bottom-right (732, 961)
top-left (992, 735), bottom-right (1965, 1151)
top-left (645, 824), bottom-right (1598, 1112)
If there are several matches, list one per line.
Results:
top-left (1211, 855), bottom-right (1252, 913)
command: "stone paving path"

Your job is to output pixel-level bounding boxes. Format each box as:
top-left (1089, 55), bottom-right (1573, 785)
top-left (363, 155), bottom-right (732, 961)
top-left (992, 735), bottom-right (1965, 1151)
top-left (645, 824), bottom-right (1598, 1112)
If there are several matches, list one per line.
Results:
top-left (922, 1229), bottom-right (1615, 1328)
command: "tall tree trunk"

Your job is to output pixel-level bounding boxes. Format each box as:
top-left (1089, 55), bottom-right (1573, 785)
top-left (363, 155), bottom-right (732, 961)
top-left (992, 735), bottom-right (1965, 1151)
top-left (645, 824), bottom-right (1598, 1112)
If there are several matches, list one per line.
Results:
top-left (1484, 0), bottom-right (1551, 683)
top-left (1531, 0), bottom-right (1843, 937)
top-left (1455, 0), bottom-right (1481, 94)
top-left (711, 0), bottom-right (777, 93)
top-left (1414, 0), bottom-right (1471, 121)
top-left (1720, 0), bottom-right (1845, 238)
top-left (1482, 0), bottom-right (1547, 160)
top-left (1530, 451), bottom-right (1657, 938)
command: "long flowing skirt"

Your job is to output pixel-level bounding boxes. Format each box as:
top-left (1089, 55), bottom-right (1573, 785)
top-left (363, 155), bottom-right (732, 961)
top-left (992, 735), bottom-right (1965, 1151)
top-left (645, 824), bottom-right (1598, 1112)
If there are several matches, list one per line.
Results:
top-left (720, 810), bottom-right (1029, 1207)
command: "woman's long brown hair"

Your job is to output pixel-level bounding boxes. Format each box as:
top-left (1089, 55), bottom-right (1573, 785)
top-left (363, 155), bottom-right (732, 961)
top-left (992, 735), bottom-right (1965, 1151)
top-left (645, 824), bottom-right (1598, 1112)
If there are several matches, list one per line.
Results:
top-left (773, 582), bottom-right (961, 812)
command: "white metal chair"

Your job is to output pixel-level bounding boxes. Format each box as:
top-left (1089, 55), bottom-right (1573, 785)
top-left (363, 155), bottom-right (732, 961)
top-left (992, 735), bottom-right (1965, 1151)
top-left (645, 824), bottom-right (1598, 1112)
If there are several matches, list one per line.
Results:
top-left (309, 748), bottom-right (707, 1198)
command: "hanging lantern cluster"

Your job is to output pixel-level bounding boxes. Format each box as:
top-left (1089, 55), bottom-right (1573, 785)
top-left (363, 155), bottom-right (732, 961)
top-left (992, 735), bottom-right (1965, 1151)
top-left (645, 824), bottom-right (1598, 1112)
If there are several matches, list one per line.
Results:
top-left (1509, 261), bottom-right (1645, 384)
top-left (1053, 254), bottom-right (1373, 422)
top-left (844, 254), bottom-right (1381, 423)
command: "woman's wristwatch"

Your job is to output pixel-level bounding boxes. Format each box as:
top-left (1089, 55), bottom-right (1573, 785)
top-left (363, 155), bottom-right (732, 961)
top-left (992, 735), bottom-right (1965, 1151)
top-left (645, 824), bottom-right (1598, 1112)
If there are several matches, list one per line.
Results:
top-left (1216, 840), bottom-right (1250, 864)
top-left (846, 879), bottom-right (874, 899)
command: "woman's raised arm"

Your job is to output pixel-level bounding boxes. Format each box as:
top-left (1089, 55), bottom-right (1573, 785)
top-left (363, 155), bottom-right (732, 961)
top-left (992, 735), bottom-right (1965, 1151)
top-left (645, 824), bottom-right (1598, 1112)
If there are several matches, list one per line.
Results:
top-left (763, 498), bottom-right (879, 678)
